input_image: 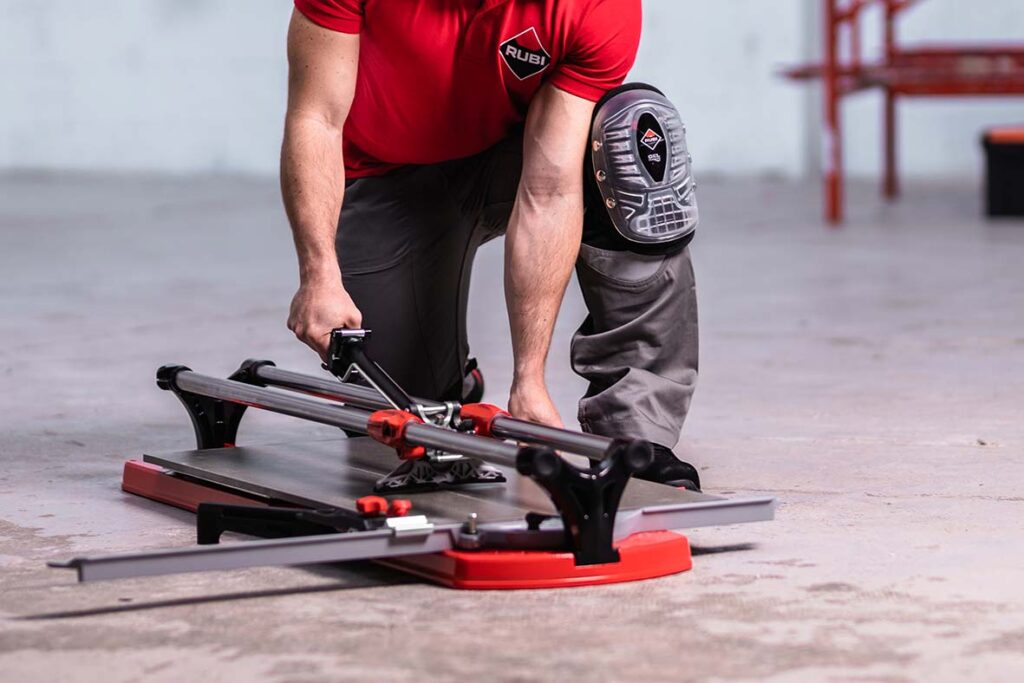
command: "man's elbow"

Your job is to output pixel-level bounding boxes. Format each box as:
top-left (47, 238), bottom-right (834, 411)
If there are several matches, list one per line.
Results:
top-left (285, 105), bottom-right (348, 140)
top-left (519, 172), bottom-right (583, 204)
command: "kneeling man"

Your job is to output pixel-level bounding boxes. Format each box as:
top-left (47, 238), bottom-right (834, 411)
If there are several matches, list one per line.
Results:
top-left (281, 0), bottom-right (702, 489)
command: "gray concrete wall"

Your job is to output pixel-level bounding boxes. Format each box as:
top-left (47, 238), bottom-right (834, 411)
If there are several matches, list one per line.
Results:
top-left (0, 0), bottom-right (1021, 178)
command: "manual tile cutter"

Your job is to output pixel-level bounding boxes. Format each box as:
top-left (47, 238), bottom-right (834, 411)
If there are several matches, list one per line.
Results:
top-left (51, 329), bottom-right (775, 589)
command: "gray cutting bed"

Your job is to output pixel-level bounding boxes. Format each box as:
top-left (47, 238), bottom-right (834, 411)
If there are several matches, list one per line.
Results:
top-left (144, 436), bottom-right (718, 526)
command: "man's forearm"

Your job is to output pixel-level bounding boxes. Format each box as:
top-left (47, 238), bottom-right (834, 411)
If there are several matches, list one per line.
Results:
top-left (281, 12), bottom-right (360, 358)
top-left (504, 185), bottom-right (584, 384)
top-left (280, 113), bottom-right (347, 284)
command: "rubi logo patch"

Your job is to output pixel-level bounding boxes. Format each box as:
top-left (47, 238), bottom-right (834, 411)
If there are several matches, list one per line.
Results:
top-left (640, 128), bottom-right (664, 151)
top-left (499, 27), bottom-right (551, 80)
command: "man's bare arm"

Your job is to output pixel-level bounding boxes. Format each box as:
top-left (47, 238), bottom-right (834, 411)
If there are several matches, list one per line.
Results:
top-left (281, 11), bottom-right (361, 359)
top-left (505, 85), bottom-right (595, 427)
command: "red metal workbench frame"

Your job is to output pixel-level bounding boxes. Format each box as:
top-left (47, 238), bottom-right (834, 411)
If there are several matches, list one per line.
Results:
top-left (784, 0), bottom-right (1024, 224)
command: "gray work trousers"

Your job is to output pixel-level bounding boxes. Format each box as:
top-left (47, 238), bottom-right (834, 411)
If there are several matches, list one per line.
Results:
top-left (337, 136), bottom-right (698, 448)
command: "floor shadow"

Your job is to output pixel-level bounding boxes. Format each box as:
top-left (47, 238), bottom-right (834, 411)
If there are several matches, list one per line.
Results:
top-left (17, 561), bottom-right (418, 620)
top-left (690, 542), bottom-right (758, 556)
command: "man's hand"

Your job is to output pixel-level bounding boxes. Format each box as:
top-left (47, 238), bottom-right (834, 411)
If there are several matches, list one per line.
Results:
top-left (281, 12), bottom-right (360, 361)
top-left (508, 379), bottom-right (564, 428)
top-left (287, 279), bottom-right (362, 360)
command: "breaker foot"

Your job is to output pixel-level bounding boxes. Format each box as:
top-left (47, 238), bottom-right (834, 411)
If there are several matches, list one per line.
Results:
top-left (374, 456), bottom-right (506, 493)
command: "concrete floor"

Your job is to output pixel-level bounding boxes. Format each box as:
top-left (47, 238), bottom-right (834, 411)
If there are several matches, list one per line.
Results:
top-left (1, 172), bottom-right (1022, 682)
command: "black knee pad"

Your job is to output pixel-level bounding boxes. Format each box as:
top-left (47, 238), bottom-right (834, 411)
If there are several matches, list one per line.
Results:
top-left (583, 83), bottom-right (698, 256)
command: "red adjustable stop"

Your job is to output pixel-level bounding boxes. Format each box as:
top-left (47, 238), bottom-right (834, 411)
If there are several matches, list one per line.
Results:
top-left (460, 403), bottom-right (510, 438)
top-left (389, 499), bottom-right (413, 517)
top-left (367, 409), bottom-right (427, 460)
top-left (356, 496), bottom-right (413, 518)
top-left (356, 496), bottom-right (412, 518)
top-left (356, 495), bottom-right (388, 517)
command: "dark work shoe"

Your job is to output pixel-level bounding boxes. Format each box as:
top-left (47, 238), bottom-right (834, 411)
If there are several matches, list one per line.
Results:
top-left (461, 358), bottom-right (485, 404)
top-left (635, 444), bottom-right (701, 491)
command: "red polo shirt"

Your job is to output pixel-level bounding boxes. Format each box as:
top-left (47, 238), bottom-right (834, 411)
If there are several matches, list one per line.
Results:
top-left (293, 0), bottom-right (642, 177)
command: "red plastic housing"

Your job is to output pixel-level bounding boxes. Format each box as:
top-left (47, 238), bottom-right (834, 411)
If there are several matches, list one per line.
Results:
top-left (460, 403), bottom-right (510, 438)
top-left (367, 409), bottom-right (427, 460)
top-left (382, 531), bottom-right (692, 590)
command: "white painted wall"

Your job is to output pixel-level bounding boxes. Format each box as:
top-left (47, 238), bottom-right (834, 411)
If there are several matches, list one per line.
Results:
top-left (0, 0), bottom-right (1021, 178)
top-left (634, 0), bottom-right (807, 178)
top-left (0, 0), bottom-right (292, 174)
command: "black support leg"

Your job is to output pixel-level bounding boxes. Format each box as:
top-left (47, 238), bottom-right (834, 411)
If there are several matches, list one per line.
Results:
top-left (516, 439), bottom-right (653, 566)
top-left (158, 365), bottom-right (248, 449)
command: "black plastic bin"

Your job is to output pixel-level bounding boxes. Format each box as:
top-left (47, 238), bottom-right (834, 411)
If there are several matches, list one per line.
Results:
top-left (983, 128), bottom-right (1024, 217)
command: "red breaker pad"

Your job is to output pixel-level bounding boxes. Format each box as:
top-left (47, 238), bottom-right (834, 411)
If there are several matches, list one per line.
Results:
top-left (383, 531), bottom-right (692, 590)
